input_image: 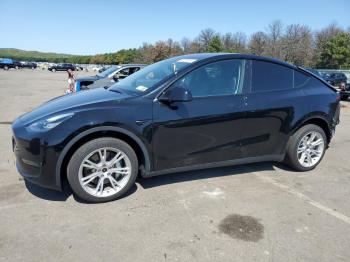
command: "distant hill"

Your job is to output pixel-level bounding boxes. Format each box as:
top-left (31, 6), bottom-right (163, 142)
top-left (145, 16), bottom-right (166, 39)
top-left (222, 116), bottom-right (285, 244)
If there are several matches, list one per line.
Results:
top-left (0, 48), bottom-right (75, 62)
top-left (0, 48), bottom-right (139, 65)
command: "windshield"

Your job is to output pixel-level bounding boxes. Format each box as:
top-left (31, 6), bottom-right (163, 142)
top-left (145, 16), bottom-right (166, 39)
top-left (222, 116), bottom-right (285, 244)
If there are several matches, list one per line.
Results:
top-left (109, 56), bottom-right (198, 94)
top-left (97, 66), bottom-right (120, 77)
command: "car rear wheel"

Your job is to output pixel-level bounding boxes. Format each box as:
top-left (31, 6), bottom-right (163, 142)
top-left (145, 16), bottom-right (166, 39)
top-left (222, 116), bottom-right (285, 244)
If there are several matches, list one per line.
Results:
top-left (285, 124), bottom-right (326, 171)
top-left (67, 137), bottom-right (138, 203)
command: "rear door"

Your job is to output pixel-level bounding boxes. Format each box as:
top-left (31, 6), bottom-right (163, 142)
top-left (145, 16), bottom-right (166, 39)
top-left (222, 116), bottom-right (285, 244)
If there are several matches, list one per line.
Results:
top-left (240, 60), bottom-right (303, 158)
top-left (152, 59), bottom-right (249, 171)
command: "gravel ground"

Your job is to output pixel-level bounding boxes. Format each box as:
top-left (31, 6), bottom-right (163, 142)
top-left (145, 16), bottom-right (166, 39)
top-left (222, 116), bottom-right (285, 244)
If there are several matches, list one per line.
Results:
top-left (0, 69), bottom-right (350, 262)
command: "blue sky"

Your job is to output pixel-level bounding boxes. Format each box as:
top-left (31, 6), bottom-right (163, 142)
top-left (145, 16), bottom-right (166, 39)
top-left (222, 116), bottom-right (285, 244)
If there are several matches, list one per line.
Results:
top-left (0, 0), bottom-right (349, 55)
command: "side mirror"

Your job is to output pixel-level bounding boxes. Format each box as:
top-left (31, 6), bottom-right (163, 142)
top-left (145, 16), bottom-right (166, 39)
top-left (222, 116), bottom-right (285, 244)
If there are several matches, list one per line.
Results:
top-left (158, 86), bottom-right (193, 103)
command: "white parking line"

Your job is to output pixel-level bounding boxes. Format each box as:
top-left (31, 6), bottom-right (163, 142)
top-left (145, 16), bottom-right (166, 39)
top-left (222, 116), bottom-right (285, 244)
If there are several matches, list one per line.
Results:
top-left (255, 174), bottom-right (350, 225)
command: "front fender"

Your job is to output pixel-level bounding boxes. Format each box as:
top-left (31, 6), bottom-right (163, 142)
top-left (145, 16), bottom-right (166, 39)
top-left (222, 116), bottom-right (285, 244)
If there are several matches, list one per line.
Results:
top-left (54, 126), bottom-right (151, 190)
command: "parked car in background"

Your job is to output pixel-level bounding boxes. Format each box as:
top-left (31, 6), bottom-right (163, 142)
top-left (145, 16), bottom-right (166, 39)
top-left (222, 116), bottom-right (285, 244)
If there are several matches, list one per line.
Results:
top-left (74, 65), bottom-right (84, 71)
top-left (0, 58), bottom-right (14, 70)
top-left (76, 64), bottom-right (146, 91)
top-left (12, 60), bottom-right (23, 69)
top-left (322, 72), bottom-right (347, 87)
top-left (321, 72), bottom-right (348, 100)
top-left (0, 58), bottom-right (22, 70)
top-left (305, 68), bottom-right (322, 78)
top-left (20, 61), bottom-right (37, 69)
top-left (12, 53), bottom-right (340, 203)
top-left (48, 63), bottom-right (75, 72)
top-left (92, 66), bottom-right (104, 72)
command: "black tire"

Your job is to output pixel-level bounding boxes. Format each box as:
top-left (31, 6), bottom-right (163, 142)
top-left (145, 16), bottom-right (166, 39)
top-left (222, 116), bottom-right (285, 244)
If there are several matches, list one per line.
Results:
top-left (285, 124), bottom-right (327, 171)
top-left (67, 137), bottom-right (138, 203)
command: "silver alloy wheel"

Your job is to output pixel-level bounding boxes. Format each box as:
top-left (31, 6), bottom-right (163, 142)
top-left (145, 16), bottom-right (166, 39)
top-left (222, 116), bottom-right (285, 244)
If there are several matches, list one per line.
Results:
top-left (78, 147), bottom-right (132, 198)
top-left (297, 131), bottom-right (325, 168)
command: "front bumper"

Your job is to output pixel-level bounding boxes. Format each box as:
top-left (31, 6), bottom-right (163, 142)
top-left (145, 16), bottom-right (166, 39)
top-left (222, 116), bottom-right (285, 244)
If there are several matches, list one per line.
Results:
top-left (12, 130), bottom-right (62, 191)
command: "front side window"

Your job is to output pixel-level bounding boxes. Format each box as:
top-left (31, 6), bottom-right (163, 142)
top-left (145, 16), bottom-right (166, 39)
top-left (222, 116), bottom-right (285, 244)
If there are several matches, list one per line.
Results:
top-left (251, 60), bottom-right (293, 92)
top-left (118, 68), bottom-right (131, 77)
top-left (174, 59), bottom-right (247, 97)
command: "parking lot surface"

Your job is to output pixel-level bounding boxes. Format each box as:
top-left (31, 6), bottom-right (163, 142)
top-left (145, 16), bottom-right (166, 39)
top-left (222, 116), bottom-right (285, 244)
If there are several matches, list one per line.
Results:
top-left (0, 69), bottom-right (350, 262)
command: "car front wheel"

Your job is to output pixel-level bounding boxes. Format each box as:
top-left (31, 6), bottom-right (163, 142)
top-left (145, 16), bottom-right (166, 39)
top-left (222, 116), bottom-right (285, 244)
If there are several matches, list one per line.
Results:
top-left (285, 124), bottom-right (326, 171)
top-left (67, 137), bottom-right (138, 203)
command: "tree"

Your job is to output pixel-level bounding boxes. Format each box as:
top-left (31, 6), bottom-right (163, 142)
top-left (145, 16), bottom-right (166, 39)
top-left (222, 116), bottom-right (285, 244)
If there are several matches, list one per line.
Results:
top-left (199, 28), bottom-right (216, 51)
top-left (249, 31), bottom-right (267, 55)
top-left (208, 36), bottom-right (223, 52)
top-left (313, 23), bottom-right (344, 67)
top-left (281, 24), bottom-right (313, 66)
top-left (265, 20), bottom-right (283, 59)
top-left (319, 32), bottom-right (350, 69)
top-left (181, 37), bottom-right (191, 53)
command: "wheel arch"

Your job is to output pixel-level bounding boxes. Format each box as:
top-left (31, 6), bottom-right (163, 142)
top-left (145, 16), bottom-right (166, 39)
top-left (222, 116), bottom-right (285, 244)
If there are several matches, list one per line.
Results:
top-left (55, 126), bottom-right (151, 190)
top-left (292, 115), bottom-right (332, 143)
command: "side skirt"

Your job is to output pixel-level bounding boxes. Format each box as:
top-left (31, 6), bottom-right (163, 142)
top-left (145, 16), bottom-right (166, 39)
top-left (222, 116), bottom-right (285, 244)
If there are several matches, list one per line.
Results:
top-left (142, 154), bottom-right (285, 178)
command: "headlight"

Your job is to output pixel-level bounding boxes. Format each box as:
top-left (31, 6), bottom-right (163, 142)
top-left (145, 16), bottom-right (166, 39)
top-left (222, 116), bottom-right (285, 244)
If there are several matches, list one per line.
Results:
top-left (27, 113), bottom-right (74, 132)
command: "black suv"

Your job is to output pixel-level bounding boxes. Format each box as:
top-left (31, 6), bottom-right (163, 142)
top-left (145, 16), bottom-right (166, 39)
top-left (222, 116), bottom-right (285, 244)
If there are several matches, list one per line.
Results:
top-left (48, 63), bottom-right (75, 72)
top-left (12, 53), bottom-right (340, 203)
top-left (323, 72), bottom-right (347, 87)
top-left (0, 59), bottom-right (22, 70)
top-left (322, 72), bottom-right (348, 100)
top-left (21, 61), bottom-right (37, 69)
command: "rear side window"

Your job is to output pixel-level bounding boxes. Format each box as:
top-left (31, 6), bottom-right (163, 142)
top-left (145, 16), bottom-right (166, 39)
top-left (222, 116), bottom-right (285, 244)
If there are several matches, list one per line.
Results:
top-left (251, 60), bottom-right (293, 92)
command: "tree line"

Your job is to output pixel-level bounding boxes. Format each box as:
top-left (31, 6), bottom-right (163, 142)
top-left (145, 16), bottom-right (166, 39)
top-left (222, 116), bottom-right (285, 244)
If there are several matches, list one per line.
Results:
top-left (2, 21), bottom-right (350, 69)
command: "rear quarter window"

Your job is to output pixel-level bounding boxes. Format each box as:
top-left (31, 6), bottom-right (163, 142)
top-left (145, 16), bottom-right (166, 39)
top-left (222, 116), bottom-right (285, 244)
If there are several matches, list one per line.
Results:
top-left (294, 70), bottom-right (311, 88)
top-left (295, 69), bottom-right (334, 90)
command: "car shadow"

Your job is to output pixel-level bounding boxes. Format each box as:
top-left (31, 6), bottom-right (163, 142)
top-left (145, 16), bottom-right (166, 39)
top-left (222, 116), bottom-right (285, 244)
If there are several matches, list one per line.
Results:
top-left (137, 161), bottom-right (292, 189)
top-left (24, 179), bottom-right (138, 203)
top-left (25, 180), bottom-right (73, 202)
top-left (25, 161), bottom-right (292, 202)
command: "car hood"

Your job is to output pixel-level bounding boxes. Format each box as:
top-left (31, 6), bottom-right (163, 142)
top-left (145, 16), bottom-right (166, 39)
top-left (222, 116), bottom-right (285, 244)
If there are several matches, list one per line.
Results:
top-left (76, 75), bottom-right (101, 82)
top-left (19, 88), bottom-right (130, 124)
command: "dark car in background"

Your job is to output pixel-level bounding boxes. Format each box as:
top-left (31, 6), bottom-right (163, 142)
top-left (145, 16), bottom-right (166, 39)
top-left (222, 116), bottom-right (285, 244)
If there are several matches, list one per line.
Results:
top-left (48, 63), bottom-right (75, 72)
top-left (12, 53), bottom-right (340, 203)
top-left (322, 72), bottom-right (347, 87)
top-left (305, 68), bottom-right (322, 78)
top-left (12, 60), bottom-right (23, 69)
top-left (321, 72), bottom-right (348, 100)
top-left (0, 58), bottom-right (13, 70)
top-left (21, 61), bottom-right (37, 69)
top-left (76, 64), bottom-right (146, 91)
top-left (0, 58), bottom-right (22, 70)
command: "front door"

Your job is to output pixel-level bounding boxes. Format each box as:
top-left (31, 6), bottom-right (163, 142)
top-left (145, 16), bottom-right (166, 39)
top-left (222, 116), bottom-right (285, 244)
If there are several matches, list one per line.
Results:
top-left (152, 59), bottom-right (250, 171)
